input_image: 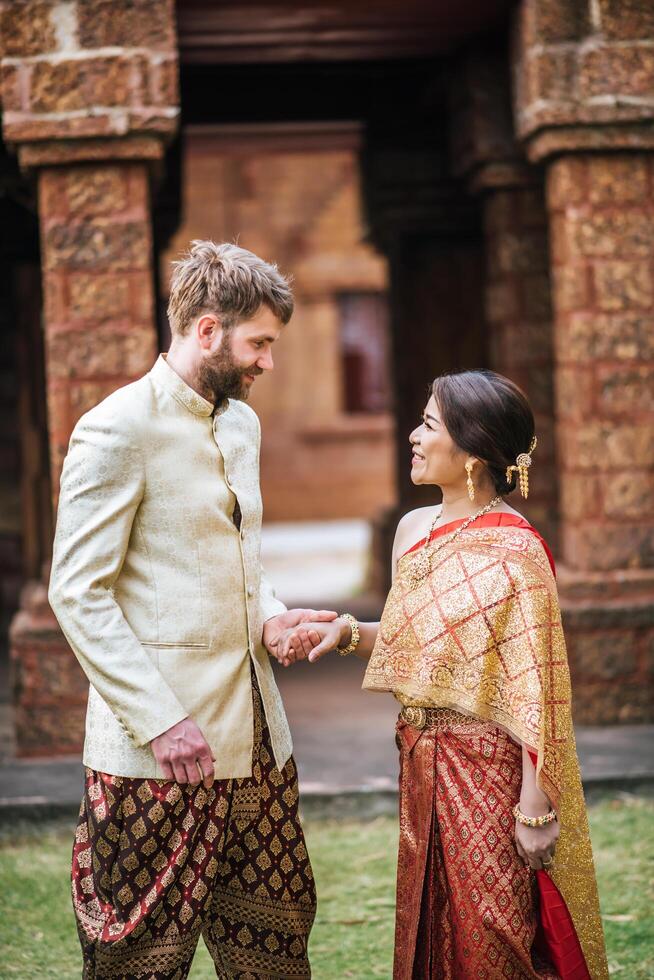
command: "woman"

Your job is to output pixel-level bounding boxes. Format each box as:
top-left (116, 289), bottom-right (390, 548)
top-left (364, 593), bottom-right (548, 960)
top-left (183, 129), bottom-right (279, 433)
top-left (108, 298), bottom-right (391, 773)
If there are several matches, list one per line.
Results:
top-left (275, 370), bottom-right (608, 980)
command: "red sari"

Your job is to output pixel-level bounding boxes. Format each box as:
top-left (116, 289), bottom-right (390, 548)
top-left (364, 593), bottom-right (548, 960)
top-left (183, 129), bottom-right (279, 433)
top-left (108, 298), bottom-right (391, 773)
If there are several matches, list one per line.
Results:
top-left (363, 513), bottom-right (607, 980)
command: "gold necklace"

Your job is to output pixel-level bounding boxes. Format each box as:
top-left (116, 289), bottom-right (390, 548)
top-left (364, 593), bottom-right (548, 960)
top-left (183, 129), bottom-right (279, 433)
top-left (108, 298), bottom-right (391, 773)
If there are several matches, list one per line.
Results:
top-left (407, 496), bottom-right (503, 586)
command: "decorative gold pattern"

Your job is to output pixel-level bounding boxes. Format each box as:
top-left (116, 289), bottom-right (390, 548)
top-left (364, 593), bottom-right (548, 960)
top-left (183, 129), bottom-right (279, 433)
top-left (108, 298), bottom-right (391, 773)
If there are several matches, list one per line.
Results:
top-left (506, 436), bottom-right (538, 498)
top-left (337, 613), bottom-right (360, 656)
top-left (465, 460), bottom-right (476, 502)
top-left (407, 497), bottom-right (503, 587)
top-left (363, 524), bottom-right (608, 980)
top-left (394, 711), bottom-right (558, 980)
top-left (513, 803), bottom-right (557, 828)
top-left (399, 705), bottom-right (428, 729)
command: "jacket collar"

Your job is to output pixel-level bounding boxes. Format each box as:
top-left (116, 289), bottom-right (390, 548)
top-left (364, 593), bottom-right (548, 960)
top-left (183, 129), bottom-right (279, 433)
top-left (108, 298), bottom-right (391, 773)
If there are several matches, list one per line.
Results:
top-left (150, 354), bottom-right (215, 418)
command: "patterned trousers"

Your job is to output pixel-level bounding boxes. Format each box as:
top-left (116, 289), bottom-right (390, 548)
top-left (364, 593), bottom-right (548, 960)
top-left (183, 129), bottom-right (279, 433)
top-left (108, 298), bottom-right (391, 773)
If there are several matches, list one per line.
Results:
top-left (72, 689), bottom-right (316, 979)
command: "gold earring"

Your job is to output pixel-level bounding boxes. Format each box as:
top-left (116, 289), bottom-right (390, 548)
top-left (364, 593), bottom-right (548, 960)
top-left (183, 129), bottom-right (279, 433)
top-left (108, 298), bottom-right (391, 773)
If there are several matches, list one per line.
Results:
top-left (465, 461), bottom-right (475, 502)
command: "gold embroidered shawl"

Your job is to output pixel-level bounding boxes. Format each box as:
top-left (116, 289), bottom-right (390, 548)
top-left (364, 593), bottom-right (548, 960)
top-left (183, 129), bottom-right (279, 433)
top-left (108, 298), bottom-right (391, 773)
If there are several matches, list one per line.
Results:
top-left (363, 524), bottom-right (608, 980)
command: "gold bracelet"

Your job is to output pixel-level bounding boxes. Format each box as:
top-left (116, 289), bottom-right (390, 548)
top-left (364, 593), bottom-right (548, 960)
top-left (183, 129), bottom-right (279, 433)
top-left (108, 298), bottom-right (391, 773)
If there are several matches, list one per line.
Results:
top-left (512, 804), bottom-right (557, 828)
top-left (336, 613), bottom-right (360, 656)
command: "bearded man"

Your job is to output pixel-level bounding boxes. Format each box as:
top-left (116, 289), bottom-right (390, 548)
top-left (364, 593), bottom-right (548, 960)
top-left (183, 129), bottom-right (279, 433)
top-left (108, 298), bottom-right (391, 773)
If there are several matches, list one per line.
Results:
top-left (48, 241), bottom-right (331, 979)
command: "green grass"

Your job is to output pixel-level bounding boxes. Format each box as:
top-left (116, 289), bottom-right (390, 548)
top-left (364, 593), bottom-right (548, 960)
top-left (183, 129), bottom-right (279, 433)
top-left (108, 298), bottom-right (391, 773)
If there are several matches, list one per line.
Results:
top-left (0, 794), bottom-right (651, 979)
top-left (588, 793), bottom-right (654, 979)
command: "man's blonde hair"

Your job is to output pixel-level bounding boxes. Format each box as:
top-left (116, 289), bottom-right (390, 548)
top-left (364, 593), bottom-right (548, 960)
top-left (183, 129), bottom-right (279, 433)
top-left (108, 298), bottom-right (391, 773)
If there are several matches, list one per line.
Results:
top-left (167, 241), bottom-right (294, 335)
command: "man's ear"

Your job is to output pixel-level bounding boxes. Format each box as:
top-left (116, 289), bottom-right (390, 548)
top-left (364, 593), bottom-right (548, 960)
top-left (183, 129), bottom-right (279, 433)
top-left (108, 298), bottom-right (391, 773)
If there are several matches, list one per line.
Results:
top-left (195, 313), bottom-right (221, 350)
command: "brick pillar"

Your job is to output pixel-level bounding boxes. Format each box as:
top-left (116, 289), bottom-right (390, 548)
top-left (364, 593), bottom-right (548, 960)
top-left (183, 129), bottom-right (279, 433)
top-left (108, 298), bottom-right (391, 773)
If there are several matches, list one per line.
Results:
top-left (40, 163), bottom-right (158, 494)
top-left (545, 154), bottom-right (654, 721)
top-left (2, 0), bottom-right (179, 755)
top-left (512, 0), bottom-right (654, 722)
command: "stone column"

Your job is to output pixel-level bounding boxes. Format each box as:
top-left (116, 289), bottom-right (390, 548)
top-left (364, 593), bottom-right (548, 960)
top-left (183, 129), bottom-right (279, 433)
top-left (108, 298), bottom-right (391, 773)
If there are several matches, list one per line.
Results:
top-left (1, 0), bottom-right (179, 754)
top-left (512, 0), bottom-right (654, 722)
top-left (450, 49), bottom-right (557, 544)
top-left (40, 163), bottom-right (158, 495)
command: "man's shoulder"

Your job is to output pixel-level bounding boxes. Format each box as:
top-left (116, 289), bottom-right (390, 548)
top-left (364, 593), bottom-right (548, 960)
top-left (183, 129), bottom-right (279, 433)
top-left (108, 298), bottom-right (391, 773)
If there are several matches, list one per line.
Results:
top-left (73, 375), bottom-right (153, 441)
top-left (226, 399), bottom-right (260, 433)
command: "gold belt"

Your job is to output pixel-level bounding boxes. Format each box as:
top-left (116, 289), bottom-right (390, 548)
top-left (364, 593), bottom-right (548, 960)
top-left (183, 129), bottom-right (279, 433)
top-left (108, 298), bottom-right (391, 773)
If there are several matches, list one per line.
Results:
top-left (399, 705), bottom-right (479, 731)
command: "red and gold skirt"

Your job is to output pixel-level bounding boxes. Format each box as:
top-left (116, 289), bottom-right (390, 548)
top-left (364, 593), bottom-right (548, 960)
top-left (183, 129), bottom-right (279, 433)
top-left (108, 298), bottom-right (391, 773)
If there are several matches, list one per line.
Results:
top-left (394, 707), bottom-right (558, 980)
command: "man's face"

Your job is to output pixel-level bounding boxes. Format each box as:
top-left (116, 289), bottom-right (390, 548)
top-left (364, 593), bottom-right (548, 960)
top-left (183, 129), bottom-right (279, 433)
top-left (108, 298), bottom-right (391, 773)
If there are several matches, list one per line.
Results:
top-left (199, 307), bottom-right (283, 403)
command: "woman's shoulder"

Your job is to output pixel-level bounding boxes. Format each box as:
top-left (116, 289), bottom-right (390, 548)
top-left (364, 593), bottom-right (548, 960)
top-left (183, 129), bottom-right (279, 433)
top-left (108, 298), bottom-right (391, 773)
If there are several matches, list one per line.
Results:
top-left (486, 512), bottom-right (557, 578)
top-left (393, 505), bottom-right (441, 558)
top-left (494, 502), bottom-right (525, 520)
top-left (396, 504), bottom-right (441, 535)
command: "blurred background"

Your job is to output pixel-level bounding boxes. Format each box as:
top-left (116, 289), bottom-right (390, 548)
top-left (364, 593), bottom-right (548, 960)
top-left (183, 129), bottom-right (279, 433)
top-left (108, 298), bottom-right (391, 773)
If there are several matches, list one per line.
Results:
top-left (0, 0), bottom-right (653, 772)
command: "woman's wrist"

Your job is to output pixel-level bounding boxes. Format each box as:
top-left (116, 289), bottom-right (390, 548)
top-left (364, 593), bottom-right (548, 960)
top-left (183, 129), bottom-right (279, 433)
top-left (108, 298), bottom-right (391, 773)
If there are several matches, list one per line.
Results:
top-left (518, 793), bottom-right (551, 818)
top-left (335, 613), bottom-right (360, 656)
top-left (513, 803), bottom-right (557, 828)
top-left (336, 616), bottom-right (353, 647)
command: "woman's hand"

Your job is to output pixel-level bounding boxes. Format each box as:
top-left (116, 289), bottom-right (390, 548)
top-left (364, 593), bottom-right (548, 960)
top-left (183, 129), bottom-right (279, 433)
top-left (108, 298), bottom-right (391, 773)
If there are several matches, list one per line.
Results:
top-left (275, 617), bottom-right (352, 667)
top-left (514, 816), bottom-right (560, 871)
top-left (515, 741), bottom-right (559, 870)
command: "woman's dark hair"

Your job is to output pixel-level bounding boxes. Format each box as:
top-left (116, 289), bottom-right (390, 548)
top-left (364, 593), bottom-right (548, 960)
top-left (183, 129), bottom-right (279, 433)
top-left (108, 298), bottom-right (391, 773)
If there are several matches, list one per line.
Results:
top-left (431, 370), bottom-right (535, 495)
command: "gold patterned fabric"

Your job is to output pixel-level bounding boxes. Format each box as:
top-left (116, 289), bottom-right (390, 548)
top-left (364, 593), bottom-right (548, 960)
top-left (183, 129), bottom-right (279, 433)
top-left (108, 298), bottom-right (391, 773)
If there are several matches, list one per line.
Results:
top-left (72, 687), bottom-right (316, 979)
top-left (363, 524), bottom-right (608, 980)
top-left (394, 709), bottom-right (558, 979)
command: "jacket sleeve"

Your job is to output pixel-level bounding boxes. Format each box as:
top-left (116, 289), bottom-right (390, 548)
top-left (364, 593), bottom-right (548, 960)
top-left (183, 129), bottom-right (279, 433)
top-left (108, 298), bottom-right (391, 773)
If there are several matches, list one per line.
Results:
top-left (249, 406), bottom-right (287, 624)
top-left (260, 566), bottom-right (287, 623)
top-left (48, 408), bottom-right (188, 746)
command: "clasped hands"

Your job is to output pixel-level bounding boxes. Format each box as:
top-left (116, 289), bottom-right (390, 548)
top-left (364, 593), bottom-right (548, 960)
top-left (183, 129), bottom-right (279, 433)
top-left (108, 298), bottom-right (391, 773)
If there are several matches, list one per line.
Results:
top-left (263, 608), bottom-right (351, 668)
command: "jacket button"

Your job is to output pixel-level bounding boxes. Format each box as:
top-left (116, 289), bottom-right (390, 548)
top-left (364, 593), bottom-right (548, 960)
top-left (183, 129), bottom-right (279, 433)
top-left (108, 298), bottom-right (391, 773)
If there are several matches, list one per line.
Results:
top-left (247, 586), bottom-right (254, 597)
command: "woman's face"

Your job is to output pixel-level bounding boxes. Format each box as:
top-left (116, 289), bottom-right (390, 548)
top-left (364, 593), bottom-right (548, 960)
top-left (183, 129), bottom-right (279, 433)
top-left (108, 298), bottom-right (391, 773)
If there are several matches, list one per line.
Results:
top-left (409, 394), bottom-right (468, 487)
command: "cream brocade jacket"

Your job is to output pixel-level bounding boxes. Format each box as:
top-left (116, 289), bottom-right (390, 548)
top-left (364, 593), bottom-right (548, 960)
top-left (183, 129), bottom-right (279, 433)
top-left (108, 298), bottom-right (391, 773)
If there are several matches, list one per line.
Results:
top-left (48, 354), bottom-right (292, 779)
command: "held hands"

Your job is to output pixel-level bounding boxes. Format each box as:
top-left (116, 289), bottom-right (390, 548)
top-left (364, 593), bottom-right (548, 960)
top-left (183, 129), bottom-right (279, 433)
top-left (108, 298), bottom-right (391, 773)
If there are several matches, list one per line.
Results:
top-left (272, 617), bottom-right (351, 667)
top-left (263, 608), bottom-right (338, 665)
top-left (151, 718), bottom-right (216, 788)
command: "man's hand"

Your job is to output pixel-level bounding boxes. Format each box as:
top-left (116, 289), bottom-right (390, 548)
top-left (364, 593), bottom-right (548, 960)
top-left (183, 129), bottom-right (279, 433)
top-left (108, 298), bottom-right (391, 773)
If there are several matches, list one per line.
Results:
top-left (263, 608), bottom-right (337, 662)
top-left (151, 718), bottom-right (216, 788)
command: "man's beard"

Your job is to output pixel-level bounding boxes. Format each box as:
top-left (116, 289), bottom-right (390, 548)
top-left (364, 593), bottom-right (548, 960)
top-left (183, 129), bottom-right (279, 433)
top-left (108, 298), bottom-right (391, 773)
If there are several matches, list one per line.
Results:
top-left (197, 336), bottom-right (261, 404)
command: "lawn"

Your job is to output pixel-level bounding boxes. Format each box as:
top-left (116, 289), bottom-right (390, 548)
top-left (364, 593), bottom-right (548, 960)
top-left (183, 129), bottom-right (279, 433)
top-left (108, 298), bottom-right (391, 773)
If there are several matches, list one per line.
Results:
top-left (0, 793), bottom-right (652, 979)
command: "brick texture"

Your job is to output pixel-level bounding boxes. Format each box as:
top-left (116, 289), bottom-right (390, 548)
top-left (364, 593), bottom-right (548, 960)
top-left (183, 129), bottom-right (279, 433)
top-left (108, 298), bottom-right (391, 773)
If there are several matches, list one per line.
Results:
top-left (10, 581), bottom-right (89, 756)
top-left (39, 163), bottom-right (158, 495)
top-left (513, 0), bottom-right (654, 158)
top-left (546, 153), bottom-right (654, 574)
top-left (0, 0), bottom-right (178, 155)
top-left (544, 152), bottom-right (654, 723)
